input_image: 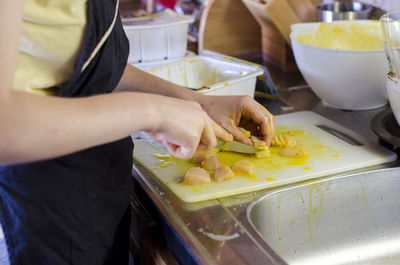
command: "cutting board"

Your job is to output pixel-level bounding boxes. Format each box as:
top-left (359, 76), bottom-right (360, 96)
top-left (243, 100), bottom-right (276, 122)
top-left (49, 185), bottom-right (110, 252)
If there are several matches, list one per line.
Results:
top-left (133, 111), bottom-right (397, 202)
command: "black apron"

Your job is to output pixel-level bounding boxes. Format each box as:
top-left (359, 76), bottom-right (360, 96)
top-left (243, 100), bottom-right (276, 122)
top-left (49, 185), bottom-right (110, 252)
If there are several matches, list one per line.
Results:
top-left (0, 0), bottom-right (133, 264)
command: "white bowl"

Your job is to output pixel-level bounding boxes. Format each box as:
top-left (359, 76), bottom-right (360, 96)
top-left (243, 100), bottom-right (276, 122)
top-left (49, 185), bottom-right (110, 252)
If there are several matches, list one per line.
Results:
top-left (290, 21), bottom-right (389, 110)
top-left (386, 75), bottom-right (400, 126)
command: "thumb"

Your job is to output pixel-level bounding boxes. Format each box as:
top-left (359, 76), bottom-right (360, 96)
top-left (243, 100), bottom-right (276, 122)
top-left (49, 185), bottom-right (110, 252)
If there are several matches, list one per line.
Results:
top-left (176, 145), bottom-right (196, 160)
top-left (163, 140), bottom-right (197, 160)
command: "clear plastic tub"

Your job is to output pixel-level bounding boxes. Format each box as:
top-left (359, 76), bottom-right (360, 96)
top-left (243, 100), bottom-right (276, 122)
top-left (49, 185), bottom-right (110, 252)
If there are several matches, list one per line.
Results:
top-left (132, 51), bottom-right (195, 70)
top-left (122, 9), bottom-right (194, 64)
top-left (145, 55), bottom-right (264, 97)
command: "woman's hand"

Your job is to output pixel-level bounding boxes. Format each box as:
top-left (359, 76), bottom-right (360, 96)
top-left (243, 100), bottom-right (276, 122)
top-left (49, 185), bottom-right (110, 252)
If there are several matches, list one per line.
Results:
top-left (144, 96), bottom-right (232, 159)
top-left (196, 95), bottom-right (274, 146)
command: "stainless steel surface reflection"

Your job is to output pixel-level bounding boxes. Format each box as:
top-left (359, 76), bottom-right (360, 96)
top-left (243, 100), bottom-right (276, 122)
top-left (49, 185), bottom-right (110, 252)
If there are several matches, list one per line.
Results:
top-left (247, 168), bottom-right (400, 265)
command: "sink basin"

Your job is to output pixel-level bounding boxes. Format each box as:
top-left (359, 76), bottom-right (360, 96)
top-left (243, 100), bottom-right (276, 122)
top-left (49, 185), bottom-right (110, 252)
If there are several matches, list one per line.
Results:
top-left (247, 168), bottom-right (400, 265)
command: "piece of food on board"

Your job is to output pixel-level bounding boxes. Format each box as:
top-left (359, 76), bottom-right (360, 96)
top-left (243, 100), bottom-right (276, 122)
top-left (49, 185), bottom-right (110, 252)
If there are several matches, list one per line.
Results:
top-left (232, 160), bottom-right (256, 176)
top-left (251, 136), bottom-right (270, 158)
top-left (192, 144), bottom-right (212, 164)
top-left (214, 165), bottom-right (235, 182)
top-left (279, 147), bottom-right (308, 157)
top-left (183, 167), bottom-right (211, 185)
top-left (201, 153), bottom-right (221, 172)
top-left (271, 134), bottom-right (297, 148)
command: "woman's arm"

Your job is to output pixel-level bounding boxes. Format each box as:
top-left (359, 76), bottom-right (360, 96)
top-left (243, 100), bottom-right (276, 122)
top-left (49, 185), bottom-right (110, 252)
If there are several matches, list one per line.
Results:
top-left (0, 1), bottom-right (221, 164)
top-left (1, 91), bottom-right (219, 163)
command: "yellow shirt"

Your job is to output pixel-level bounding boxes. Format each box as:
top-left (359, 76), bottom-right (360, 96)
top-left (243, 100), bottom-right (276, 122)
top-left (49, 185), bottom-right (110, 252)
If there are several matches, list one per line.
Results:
top-left (14, 0), bottom-right (88, 95)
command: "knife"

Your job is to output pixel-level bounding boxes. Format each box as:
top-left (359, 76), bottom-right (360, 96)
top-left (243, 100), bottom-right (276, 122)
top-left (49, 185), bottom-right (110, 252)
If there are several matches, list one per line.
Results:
top-left (216, 139), bottom-right (263, 154)
top-left (316, 124), bottom-right (363, 146)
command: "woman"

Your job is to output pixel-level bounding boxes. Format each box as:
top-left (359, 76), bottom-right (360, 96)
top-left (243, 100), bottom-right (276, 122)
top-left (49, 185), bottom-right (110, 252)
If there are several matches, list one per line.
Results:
top-left (0, 0), bottom-right (274, 264)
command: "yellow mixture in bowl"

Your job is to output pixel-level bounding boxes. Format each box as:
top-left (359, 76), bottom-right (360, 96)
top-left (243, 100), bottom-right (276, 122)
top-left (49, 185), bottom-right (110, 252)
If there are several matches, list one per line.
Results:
top-left (296, 21), bottom-right (384, 50)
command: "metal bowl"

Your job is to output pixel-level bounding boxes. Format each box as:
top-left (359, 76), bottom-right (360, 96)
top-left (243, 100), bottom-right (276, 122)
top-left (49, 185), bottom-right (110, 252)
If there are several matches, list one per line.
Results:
top-left (317, 1), bottom-right (373, 22)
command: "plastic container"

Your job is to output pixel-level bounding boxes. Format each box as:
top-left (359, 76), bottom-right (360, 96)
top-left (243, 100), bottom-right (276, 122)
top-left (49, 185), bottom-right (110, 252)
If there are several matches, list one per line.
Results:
top-left (145, 56), bottom-right (264, 97)
top-left (132, 51), bottom-right (196, 71)
top-left (122, 9), bottom-right (194, 64)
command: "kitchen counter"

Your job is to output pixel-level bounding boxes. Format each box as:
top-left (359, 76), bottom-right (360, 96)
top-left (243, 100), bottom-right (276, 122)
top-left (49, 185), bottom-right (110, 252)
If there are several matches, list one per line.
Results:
top-left (130, 64), bottom-right (399, 265)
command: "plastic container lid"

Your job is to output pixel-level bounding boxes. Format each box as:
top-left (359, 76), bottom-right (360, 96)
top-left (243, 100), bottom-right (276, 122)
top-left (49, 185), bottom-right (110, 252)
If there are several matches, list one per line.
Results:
top-left (122, 9), bottom-right (194, 29)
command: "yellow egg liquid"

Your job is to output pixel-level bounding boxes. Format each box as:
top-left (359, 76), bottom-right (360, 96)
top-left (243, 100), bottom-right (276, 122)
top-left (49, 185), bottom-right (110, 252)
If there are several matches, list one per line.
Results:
top-left (152, 126), bottom-right (339, 184)
top-left (296, 21), bottom-right (384, 50)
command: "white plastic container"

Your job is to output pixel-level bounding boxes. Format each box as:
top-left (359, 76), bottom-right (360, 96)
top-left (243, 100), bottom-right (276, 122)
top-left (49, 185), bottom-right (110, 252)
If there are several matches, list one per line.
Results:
top-left (122, 9), bottom-right (194, 64)
top-left (132, 51), bottom-right (195, 71)
top-left (144, 56), bottom-right (264, 97)
top-left (290, 21), bottom-right (388, 110)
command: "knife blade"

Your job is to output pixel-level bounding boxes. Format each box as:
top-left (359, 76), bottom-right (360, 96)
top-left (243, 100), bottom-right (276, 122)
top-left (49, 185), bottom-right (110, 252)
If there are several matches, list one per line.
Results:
top-left (216, 139), bottom-right (263, 154)
top-left (316, 124), bottom-right (363, 146)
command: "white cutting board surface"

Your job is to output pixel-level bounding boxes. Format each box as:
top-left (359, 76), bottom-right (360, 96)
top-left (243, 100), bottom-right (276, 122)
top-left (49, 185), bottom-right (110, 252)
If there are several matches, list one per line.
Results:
top-left (133, 111), bottom-right (397, 202)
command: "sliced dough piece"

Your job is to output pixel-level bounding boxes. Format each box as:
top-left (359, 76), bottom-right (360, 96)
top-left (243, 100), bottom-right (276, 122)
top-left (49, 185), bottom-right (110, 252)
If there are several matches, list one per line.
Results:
top-left (254, 149), bottom-right (271, 158)
top-left (201, 153), bottom-right (221, 172)
top-left (214, 165), bottom-right (235, 182)
top-left (271, 134), bottom-right (297, 148)
top-left (232, 160), bottom-right (256, 176)
top-left (251, 136), bottom-right (270, 158)
top-left (192, 144), bottom-right (212, 164)
top-left (279, 147), bottom-right (308, 157)
top-left (183, 167), bottom-right (211, 185)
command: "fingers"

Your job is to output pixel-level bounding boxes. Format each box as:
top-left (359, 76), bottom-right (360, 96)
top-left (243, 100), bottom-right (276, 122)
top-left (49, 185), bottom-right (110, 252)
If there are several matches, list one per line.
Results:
top-left (210, 118), bottom-right (233, 142)
top-left (200, 112), bottom-right (217, 147)
top-left (260, 118), bottom-right (274, 147)
top-left (265, 114), bottom-right (274, 146)
top-left (176, 145), bottom-right (196, 159)
top-left (227, 98), bottom-right (274, 147)
top-left (255, 111), bottom-right (274, 147)
top-left (257, 103), bottom-right (275, 143)
top-left (260, 109), bottom-right (274, 146)
top-left (171, 114), bottom-right (218, 159)
top-left (162, 140), bottom-right (179, 157)
top-left (243, 103), bottom-right (275, 147)
top-left (145, 96), bottom-right (274, 159)
top-left (163, 140), bottom-right (198, 160)
top-left (228, 119), bottom-right (253, 146)
top-left (201, 111), bottom-right (234, 145)
top-left (153, 111), bottom-right (221, 160)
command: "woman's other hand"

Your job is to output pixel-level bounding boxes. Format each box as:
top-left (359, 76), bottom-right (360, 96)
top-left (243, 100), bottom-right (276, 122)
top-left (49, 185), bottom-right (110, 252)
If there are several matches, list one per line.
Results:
top-left (144, 96), bottom-right (232, 159)
top-left (197, 95), bottom-right (274, 147)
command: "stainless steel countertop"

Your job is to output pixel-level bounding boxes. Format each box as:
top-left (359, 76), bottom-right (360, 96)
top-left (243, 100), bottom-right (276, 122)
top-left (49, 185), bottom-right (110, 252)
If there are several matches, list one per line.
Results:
top-left (132, 84), bottom-right (398, 265)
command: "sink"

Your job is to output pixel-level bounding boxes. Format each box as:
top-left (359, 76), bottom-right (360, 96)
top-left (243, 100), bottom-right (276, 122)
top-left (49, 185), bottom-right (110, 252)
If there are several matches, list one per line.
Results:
top-left (247, 168), bottom-right (400, 265)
